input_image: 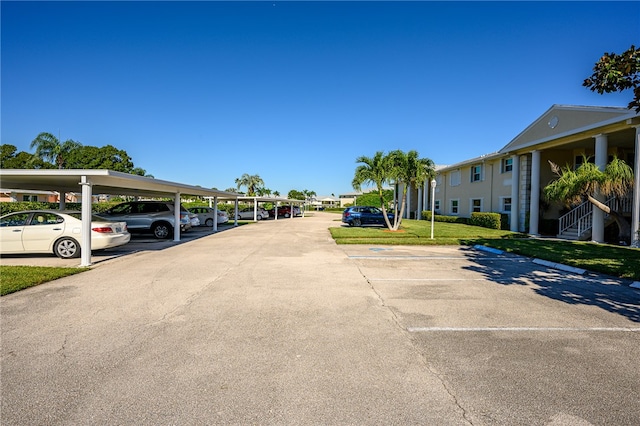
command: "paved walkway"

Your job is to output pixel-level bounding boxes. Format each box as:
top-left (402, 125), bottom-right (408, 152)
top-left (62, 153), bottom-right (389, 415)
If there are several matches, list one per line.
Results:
top-left (2, 212), bottom-right (639, 425)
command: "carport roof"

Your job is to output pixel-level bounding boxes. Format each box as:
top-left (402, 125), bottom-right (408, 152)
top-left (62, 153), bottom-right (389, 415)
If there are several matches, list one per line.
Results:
top-left (0, 169), bottom-right (240, 199)
top-left (235, 196), bottom-right (305, 204)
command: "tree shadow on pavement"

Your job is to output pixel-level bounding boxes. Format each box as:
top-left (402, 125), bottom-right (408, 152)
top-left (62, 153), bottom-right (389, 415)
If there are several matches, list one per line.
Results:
top-left (460, 247), bottom-right (640, 323)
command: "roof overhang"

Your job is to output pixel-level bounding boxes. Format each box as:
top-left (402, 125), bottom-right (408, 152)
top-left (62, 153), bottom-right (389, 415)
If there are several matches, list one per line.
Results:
top-left (0, 169), bottom-right (240, 199)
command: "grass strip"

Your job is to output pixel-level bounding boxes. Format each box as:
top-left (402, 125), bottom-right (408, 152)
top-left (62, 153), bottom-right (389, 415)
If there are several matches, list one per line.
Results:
top-left (330, 220), bottom-right (640, 280)
top-left (0, 265), bottom-right (88, 296)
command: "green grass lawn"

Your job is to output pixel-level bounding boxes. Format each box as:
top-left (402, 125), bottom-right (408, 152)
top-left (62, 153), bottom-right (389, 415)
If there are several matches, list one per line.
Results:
top-left (1, 265), bottom-right (89, 296)
top-left (330, 220), bottom-right (640, 280)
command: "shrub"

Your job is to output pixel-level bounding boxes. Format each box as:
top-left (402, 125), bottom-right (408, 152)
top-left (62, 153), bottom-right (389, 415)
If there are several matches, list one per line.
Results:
top-left (421, 211), bottom-right (469, 224)
top-left (469, 212), bottom-right (501, 230)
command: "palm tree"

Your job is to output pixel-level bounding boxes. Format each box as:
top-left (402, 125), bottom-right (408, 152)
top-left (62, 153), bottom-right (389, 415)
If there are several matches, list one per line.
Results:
top-left (235, 173), bottom-right (264, 196)
top-left (30, 132), bottom-right (82, 169)
top-left (544, 155), bottom-right (634, 242)
top-left (387, 150), bottom-right (436, 230)
top-left (352, 151), bottom-right (395, 229)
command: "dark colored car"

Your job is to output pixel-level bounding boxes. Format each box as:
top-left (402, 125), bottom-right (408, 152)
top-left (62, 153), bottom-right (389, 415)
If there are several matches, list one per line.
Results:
top-left (268, 205), bottom-right (301, 218)
top-left (342, 206), bottom-right (393, 227)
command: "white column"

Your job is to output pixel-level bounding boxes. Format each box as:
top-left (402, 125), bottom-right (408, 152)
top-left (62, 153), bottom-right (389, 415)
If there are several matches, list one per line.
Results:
top-left (173, 194), bottom-right (181, 242)
top-left (253, 197), bottom-right (258, 222)
top-left (592, 134), bottom-right (608, 243)
top-left (510, 154), bottom-right (520, 232)
top-left (529, 150), bottom-right (541, 236)
top-left (213, 196), bottom-right (219, 232)
top-left (632, 126), bottom-right (640, 247)
top-left (234, 198), bottom-right (239, 226)
top-left (79, 176), bottom-right (93, 267)
top-left (417, 186), bottom-right (423, 219)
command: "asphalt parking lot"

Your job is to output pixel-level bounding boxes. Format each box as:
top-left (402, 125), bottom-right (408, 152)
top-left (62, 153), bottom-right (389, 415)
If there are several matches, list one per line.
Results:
top-left (2, 212), bottom-right (639, 425)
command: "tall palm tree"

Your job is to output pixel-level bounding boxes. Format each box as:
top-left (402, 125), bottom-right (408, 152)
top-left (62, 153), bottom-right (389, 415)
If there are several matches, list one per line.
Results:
top-left (235, 173), bottom-right (264, 196)
top-left (387, 150), bottom-right (435, 230)
top-left (544, 155), bottom-right (634, 242)
top-left (352, 151), bottom-right (394, 229)
top-left (29, 132), bottom-right (82, 169)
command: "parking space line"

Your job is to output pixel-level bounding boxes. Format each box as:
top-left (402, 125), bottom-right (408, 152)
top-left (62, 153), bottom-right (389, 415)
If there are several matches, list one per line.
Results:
top-left (347, 256), bottom-right (523, 261)
top-left (407, 327), bottom-right (640, 332)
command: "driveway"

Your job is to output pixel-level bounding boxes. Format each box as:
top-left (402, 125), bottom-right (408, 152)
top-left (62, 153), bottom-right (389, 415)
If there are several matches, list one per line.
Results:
top-left (1, 212), bottom-right (639, 425)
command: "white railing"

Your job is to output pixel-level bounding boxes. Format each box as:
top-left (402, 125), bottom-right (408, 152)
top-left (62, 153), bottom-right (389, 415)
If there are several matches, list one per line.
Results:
top-left (558, 196), bottom-right (632, 239)
top-left (558, 199), bottom-right (592, 236)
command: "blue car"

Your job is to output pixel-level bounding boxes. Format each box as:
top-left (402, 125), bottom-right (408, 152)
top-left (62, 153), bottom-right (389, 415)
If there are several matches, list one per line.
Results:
top-left (342, 206), bottom-right (394, 227)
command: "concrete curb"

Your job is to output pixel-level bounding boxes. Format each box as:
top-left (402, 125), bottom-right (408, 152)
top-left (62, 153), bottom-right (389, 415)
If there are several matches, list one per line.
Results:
top-left (473, 245), bottom-right (504, 255)
top-left (533, 258), bottom-right (586, 275)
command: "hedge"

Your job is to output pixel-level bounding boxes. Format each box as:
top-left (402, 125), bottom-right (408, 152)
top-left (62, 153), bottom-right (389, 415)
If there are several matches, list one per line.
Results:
top-left (422, 211), bottom-right (503, 229)
top-left (469, 212), bottom-right (501, 230)
top-left (421, 211), bottom-right (469, 224)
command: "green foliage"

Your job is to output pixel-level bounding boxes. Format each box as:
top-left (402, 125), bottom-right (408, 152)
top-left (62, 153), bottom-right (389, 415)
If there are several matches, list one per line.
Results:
top-left (1, 144), bottom-right (53, 169)
top-left (355, 190), bottom-right (394, 208)
top-left (1, 201), bottom-right (122, 216)
top-left (421, 211), bottom-right (469, 224)
top-left (30, 132), bottom-right (82, 169)
top-left (288, 189), bottom-right (305, 200)
top-left (1, 266), bottom-right (88, 296)
top-left (469, 212), bottom-right (501, 230)
top-left (64, 145), bottom-right (140, 173)
top-left (583, 45), bottom-right (640, 112)
top-left (235, 173), bottom-right (264, 196)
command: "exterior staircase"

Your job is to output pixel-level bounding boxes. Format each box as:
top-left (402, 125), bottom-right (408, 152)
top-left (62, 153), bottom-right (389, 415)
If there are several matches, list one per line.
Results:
top-left (557, 196), bottom-right (632, 241)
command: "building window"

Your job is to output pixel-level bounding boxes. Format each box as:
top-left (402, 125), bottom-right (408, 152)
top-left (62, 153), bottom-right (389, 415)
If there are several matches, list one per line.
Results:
top-left (450, 170), bottom-right (461, 187)
top-left (450, 199), bottom-right (459, 215)
top-left (22, 195), bottom-right (38, 202)
top-left (502, 158), bottom-right (513, 173)
top-left (471, 198), bottom-right (482, 213)
top-left (501, 197), bottom-right (512, 212)
top-left (434, 200), bottom-right (440, 213)
top-left (471, 165), bottom-right (482, 182)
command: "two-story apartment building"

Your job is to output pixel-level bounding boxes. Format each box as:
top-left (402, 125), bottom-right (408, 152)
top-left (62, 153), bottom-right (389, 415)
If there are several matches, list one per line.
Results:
top-left (419, 105), bottom-right (639, 245)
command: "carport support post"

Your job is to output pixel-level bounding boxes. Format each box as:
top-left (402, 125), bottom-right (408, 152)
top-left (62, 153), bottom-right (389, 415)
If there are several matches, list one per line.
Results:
top-left (79, 176), bottom-right (93, 267)
top-left (632, 125), bottom-right (640, 248)
top-left (174, 194), bottom-right (181, 242)
top-left (290, 201), bottom-right (293, 219)
top-left (275, 202), bottom-right (279, 221)
top-left (213, 196), bottom-right (219, 232)
top-left (253, 197), bottom-right (258, 222)
top-left (234, 197), bottom-right (239, 227)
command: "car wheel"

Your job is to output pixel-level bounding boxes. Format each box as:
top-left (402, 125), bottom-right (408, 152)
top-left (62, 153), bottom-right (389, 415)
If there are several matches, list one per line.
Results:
top-left (205, 218), bottom-right (213, 227)
top-left (257, 215), bottom-right (263, 220)
top-left (152, 222), bottom-right (172, 239)
top-left (54, 237), bottom-right (81, 259)
top-left (284, 213), bottom-right (290, 218)
top-left (353, 218), bottom-right (362, 227)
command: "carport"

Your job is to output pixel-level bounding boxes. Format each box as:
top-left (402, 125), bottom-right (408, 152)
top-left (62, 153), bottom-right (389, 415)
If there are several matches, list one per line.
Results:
top-left (233, 196), bottom-right (306, 222)
top-left (0, 169), bottom-right (239, 266)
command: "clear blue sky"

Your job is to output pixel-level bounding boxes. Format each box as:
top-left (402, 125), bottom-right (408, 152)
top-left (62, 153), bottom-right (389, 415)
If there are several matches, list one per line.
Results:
top-left (2, 1), bottom-right (639, 197)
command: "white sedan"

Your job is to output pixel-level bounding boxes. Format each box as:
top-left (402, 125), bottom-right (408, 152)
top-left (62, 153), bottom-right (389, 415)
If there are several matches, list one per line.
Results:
top-left (236, 207), bottom-right (269, 220)
top-left (0, 210), bottom-right (131, 259)
top-left (187, 207), bottom-right (229, 227)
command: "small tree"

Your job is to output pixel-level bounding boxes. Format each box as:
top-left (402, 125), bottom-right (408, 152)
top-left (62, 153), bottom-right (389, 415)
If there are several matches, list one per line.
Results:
top-left (352, 151), bottom-right (394, 229)
top-left (387, 150), bottom-right (435, 230)
top-left (544, 156), bottom-right (634, 243)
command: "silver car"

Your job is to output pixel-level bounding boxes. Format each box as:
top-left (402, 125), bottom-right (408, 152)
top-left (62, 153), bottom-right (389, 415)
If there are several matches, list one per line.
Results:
top-left (97, 201), bottom-right (191, 239)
